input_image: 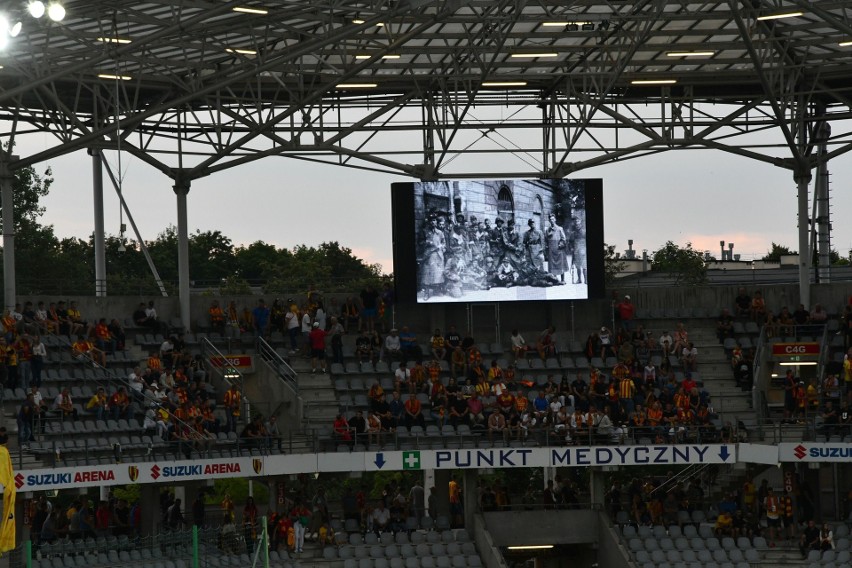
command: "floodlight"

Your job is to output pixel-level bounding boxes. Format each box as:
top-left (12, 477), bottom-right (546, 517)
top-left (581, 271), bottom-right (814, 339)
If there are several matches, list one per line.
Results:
top-left (28, 1), bottom-right (45, 19)
top-left (47, 2), bottom-right (65, 22)
top-left (10, 22), bottom-right (21, 37)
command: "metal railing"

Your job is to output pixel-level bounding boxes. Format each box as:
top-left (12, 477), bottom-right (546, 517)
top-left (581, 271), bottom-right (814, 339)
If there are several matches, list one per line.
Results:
top-left (255, 337), bottom-right (299, 394)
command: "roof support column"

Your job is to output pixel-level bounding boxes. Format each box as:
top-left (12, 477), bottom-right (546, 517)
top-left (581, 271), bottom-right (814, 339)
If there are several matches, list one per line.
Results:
top-left (90, 149), bottom-right (106, 297)
top-left (1, 153), bottom-right (16, 313)
top-left (174, 173), bottom-right (191, 332)
top-left (796, 169), bottom-right (812, 308)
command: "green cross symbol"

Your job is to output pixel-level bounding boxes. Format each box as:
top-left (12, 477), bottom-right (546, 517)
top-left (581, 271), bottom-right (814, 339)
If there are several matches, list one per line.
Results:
top-left (402, 451), bottom-right (421, 470)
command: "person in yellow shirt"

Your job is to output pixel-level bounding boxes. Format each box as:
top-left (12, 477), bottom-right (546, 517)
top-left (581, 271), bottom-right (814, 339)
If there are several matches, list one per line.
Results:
top-left (72, 335), bottom-right (105, 367)
top-left (86, 387), bottom-right (109, 421)
top-left (714, 510), bottom-right (734, 537)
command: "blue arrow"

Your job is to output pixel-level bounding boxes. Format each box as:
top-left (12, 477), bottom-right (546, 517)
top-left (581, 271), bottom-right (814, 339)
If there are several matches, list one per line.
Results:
top-left (374, 453), bottom-right (386, 469)
top-left (719, 446), bottom-right (730, 461)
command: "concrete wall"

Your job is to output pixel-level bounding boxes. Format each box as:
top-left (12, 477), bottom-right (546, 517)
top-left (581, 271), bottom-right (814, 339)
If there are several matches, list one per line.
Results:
top-left (596, 511), bottom-right (632, 568)
top-left (20, 280), bottom-right (852, 342)
top-left (472, 513), bottom-right (510, 568)
top-left (483, 509), bottom-right (599, 546)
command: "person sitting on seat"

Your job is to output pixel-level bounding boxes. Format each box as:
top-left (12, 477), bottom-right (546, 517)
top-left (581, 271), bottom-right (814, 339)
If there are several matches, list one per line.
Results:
top-left (72, 335), bottom-right (105, 367)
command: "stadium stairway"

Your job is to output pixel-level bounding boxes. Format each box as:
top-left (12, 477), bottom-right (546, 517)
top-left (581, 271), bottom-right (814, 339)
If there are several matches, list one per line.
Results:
top-left (286, 357), bottom-right (339, 441)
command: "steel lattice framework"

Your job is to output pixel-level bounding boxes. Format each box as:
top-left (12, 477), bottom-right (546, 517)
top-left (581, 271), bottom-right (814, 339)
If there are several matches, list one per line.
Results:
top-left (0, 0), bottom-right (849, 180)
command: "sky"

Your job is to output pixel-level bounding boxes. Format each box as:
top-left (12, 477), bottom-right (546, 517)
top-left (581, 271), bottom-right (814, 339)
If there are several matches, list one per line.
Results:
top-left (12, 117), bottom-right (852, 276)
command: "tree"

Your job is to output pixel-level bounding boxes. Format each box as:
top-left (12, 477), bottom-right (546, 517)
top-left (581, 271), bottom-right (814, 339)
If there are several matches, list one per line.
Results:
top-left (604, 243), bottom-right (626, 289)
top-left (651, 241), bottom-right (707, 285)
top-left (0, 163), bottom-right (60, 293)
top-left (761, 242), bottom-right (796, 262)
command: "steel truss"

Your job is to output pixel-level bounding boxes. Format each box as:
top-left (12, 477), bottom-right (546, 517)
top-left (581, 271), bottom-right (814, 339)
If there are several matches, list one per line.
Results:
top-left (0, 0), bottom-right (846, 181)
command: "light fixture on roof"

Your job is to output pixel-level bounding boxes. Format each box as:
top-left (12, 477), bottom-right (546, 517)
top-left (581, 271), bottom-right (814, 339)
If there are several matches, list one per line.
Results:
top-left (631, 79), bottom-right (677, 85)
top-left (335, 83), bottom-right (378, 88)
top-left (28, 1), bottom-right (45, 18)
top-left (232, 6), bottom-right (268, 15)
top-left (98, 73), bottom-right (132, 81)
top-left (566, 23), bottom-right (579, 31)
top-left (482, 81), bottom-right (528, 87)
top-left (47, 2), bottom-right (65, 22)
top-left (97, 37), bottom-right (132, 44)
top-left (542, 21), bottom-right (592, 27)
top-left (352, 17), bottom-right (365, 24)
top-left (509, 52), bottom-right (558, 58)
top-left (507, 545), bottom-right (554, 550)
top-left (581, 22), bottom-right (594, 31)
top-left (354, 54), bottom-right (400, 59)
top-left (756, 11), bottom-right (803, 21)
top-left (10, 21), bottom-right (21, 37)
top-left (666, 51), bottom-right (715, 57)
top-left (225, 47), bottom-right (257, 55)
top-left (840, 41), bottom-right (852, 47)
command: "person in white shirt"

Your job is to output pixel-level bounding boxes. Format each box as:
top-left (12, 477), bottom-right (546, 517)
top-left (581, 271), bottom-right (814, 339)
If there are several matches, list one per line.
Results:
top-left (643, 363), bottom-right (657, 387)
top-left (371, 503), bottom-right (391, 535)
top-left (300, 308), bottom-right (313, 356)
top-left (394, 362), bottom-right (410, 390)
top-left (31, 335), bottom-right (47, 387)
top-left (510, 329), bottom-right (529, 361)
top-left (284, 305), bottom-right (300, 354)
top-left (659, 331), bottom-right (673, 355)
top-left (314, 302), bottom-right (327, 331)
top-left (383, 329), bottom-right (402, 362)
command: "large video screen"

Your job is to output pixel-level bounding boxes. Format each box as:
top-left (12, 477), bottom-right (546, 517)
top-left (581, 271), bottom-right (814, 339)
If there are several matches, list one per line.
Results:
top-left (392, 179), bottom-right (604, 304)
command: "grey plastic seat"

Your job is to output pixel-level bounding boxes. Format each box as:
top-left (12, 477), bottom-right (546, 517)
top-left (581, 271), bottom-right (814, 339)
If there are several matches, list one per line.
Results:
top-left (339, 546), bottom-right (355, 559)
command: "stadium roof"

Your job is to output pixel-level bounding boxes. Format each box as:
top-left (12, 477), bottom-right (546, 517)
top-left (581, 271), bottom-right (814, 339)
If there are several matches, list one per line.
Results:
top-left (0, 0), bottom-right (851, 179)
